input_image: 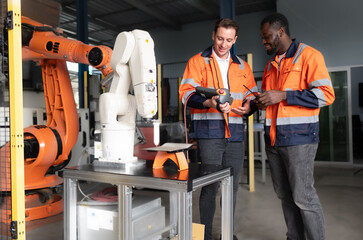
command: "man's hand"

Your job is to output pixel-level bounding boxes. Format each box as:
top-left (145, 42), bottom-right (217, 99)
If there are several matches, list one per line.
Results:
top-left (231, 98), bottom-right (251, 115)
top-left (254, 100), bottom-right (267, 110)
top-left (203, 95), bottom-right (230, 113)
top-left (255, 90), bottom-right (286, 109)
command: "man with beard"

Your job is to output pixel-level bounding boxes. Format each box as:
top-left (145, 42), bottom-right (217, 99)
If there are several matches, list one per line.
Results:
top-left (256, 13), bottom-right (335, 240)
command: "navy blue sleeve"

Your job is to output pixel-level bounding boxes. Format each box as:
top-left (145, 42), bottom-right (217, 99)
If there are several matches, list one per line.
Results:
top-left (242, 99), bottom-right (258, 117)
top-left (286, 90), bottom-right (319, 109)
top-left (186, 93), bottom-right (209, 109)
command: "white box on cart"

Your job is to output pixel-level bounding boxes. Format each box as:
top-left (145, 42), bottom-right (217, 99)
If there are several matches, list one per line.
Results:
top-left (77, 194), bottom-right (165, 240)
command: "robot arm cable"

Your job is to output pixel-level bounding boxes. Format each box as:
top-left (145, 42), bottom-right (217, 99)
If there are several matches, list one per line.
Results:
top-left (21, 23), bottom-right (61, 36)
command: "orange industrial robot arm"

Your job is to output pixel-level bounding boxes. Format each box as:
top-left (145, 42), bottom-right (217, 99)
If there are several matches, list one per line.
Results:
top-left (0, 16), bottom-right (114, 222)
top-left (21, 16), bottom-right (113, 75)
top-left (21, 16), bottom-right (113, 190)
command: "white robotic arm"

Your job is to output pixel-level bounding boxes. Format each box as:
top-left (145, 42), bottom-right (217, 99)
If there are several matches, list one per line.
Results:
top-left (98, 30), bottom-right (157, 164)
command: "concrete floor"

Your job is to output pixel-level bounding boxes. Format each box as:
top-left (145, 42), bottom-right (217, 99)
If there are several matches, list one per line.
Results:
top-left (23, 164), bottom-right (363, 240)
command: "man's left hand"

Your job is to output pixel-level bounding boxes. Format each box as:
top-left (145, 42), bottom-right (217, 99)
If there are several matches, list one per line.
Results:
top-left (231, 98), bottom-right (251, 115)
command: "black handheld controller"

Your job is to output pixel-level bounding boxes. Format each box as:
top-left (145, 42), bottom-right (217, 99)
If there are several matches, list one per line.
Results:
top-left (195, 86), bottom-right (233, 105)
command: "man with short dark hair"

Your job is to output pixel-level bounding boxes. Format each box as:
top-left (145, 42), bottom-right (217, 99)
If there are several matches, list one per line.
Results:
top-left (257, 13), bottom-right (335, 240)
top-left (179, 18), bottom-right (258, 240)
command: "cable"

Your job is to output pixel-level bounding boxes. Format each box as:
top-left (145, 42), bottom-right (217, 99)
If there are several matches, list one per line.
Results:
top-left (77, 181), bottom-right (91, 200)
top-left (90, 187), bottom-right (118, 202)
top-left (183, 93), bottom-right (194, 160)
top-left (21, 23), bottom-right (61, 36)
top-left (77, 182), bottom-right (118, 206)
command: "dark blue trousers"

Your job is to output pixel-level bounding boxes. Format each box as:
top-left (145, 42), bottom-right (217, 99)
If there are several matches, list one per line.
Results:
top-left (198, 139), bottom-right (244, 240)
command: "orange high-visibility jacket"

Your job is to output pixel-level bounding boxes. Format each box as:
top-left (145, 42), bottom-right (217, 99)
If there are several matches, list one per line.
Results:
top-left (179, 46), bottom-right (257, 142)
top-left (262, 40), bottom-right (335, 146)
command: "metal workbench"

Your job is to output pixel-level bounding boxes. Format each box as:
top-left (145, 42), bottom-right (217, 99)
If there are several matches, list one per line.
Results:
top-left (63, 162), bottom-right (233, 240)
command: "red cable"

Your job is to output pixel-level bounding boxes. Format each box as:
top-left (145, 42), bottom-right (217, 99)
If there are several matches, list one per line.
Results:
top-left (91, 187), bottom-right (118, 202)
top-left (184, 94), bottom-right (193, 160)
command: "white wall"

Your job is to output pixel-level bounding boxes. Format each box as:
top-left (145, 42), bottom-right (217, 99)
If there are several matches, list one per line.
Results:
top-left (277, 0), bottom-right (363, 120)
top-left (23, 90), bottom-right (45, 108)
top-left (151, 0), bottom-right (363, 72)
top-left (150, 10), bottom-right (274, 74)
top-left (234, 11), bottom-right (273, 75)
top-left (277, 0), bottom-right (363, 68)
top-left (150, 0), bottom-right (363, 117)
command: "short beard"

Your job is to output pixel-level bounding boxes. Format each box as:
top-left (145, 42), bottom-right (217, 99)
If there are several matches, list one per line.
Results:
top-left (267, 47), bottom-right (276, 55)
top-left (266, 34), bottom-right (280, 55)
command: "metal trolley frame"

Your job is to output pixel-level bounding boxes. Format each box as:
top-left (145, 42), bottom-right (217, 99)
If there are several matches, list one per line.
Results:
top-left (63, 163), bottom-right (233, 240)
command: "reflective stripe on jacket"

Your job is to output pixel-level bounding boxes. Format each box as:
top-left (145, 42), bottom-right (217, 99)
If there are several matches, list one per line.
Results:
top-left (179, 46), bottom-right (257, 142)
top-left (262, 40), bottom-right (335, 146)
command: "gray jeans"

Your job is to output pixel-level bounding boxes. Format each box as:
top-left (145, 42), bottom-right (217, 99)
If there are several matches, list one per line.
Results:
top-left (198, 139), bottom-right (244, 240)
top-left (266, 143), bottom-right (326, 240)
